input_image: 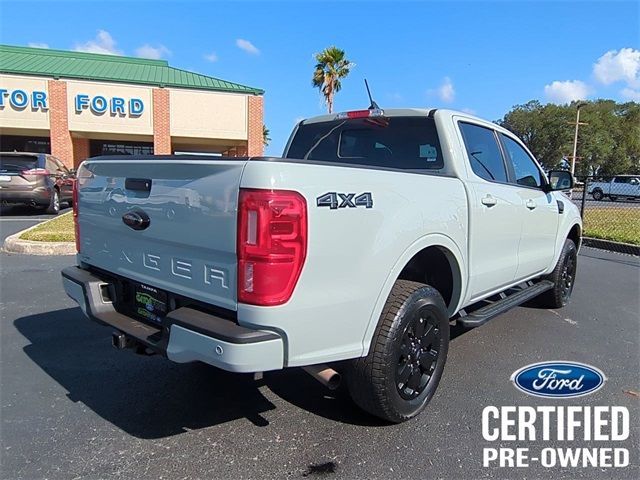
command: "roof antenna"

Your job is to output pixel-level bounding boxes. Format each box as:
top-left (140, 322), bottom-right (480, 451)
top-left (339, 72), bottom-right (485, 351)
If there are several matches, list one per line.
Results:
top-left (364, 79), bottom-right (380, 110)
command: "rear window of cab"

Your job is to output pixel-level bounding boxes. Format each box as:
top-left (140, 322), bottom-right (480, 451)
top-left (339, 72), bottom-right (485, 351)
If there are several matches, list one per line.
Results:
top-left (286, 116), bottom-right (444, 170)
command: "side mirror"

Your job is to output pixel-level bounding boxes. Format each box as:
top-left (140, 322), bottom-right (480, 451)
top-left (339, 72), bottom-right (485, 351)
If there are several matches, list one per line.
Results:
top-left (546, 170), bottom-right (573, 191)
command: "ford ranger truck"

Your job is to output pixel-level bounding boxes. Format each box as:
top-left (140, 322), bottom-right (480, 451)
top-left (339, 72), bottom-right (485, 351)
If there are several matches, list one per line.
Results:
top-left (62, 108), bottom-right (582, 423)
top-left (587, 175), bottom-right (640, 201)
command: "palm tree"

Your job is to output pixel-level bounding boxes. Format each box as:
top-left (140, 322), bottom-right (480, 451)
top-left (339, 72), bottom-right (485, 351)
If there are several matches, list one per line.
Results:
top-left (312, 46), bottom-right (354, 114)
top-left (263, 125), bottom-right (271, 146)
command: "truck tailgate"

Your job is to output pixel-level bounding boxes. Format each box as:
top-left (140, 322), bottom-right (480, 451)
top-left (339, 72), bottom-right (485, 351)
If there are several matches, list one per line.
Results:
top-left (77, 159), bottom-right (247, 311)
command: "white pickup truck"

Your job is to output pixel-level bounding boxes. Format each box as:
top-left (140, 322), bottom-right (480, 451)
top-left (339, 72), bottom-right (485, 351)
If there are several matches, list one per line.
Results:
top-left (588, 175), bottom-right (640, 201)
top-left (62, 108), bottom-right (581, 422)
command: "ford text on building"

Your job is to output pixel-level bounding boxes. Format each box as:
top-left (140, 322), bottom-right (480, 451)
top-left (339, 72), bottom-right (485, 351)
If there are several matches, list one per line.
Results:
top-left (0, 45), bottom-right (264, 167)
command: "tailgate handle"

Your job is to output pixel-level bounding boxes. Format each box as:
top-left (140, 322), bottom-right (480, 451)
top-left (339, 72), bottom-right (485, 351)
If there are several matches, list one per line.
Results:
top-left (122, 209), bottom-right (151, 231)
top-left (125, 178), bottom-right (152, 192)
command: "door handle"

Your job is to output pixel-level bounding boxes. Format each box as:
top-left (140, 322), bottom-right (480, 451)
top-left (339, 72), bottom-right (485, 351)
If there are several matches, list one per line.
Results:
top-left (526, 199), bottom-right (536, 210)
top-left (481, 195), bottom-right (497, 207)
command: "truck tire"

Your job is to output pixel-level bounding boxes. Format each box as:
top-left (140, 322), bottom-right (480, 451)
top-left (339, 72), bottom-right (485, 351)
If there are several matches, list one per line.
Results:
top-left (536, 239), bottom-right (577, 309)
top-left (591, 188), bottom-right (603, 201)
top-left (46, 189), bottom-right (60, 215)
top-left (346, 280), bottom-right (449, 423)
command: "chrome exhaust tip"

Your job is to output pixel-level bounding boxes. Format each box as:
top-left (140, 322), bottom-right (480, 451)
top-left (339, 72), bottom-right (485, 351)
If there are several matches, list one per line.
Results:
top-left (302, 364), bottom-right (341, 390)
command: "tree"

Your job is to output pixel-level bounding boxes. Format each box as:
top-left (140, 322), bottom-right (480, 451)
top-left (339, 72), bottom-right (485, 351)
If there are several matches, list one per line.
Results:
top-left (263, 125), bottom-right (271, 147)
top-left (312, 46), bottom-right (354, 113)
top-left (498, 100), bottom-right (572, 170)
top-left (498, 100), bottom-right (640, 175)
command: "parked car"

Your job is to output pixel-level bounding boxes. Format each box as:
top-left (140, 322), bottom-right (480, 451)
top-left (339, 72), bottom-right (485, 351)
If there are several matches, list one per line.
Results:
top-left (62, 108), bottom-right (581, 423)
top-left (587, 175), bottom-right (640, 201)
top-left (0, 152), bottom-right (75, 214)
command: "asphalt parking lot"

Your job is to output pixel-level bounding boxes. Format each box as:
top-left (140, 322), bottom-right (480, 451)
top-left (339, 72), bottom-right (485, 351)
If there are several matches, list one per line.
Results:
top-left (1, 222), bottom-right (639, 478)
top-left (571, 193), bottom-right (640, 210)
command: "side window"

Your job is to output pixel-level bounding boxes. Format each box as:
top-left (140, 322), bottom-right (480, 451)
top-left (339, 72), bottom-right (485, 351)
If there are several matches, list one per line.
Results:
top-left (500, 134), bottom-right (544, 188)
top-left (459, 123), bottom-right (507, 182)
top-left (613, 177), bottom-right (630, 184)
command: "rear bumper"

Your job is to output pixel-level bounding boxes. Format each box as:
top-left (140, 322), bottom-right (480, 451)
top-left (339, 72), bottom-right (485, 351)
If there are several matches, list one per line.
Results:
top-left (0, 186), bottom-right (51, 205)
top-left (61, 266), bottom-right (285, 372)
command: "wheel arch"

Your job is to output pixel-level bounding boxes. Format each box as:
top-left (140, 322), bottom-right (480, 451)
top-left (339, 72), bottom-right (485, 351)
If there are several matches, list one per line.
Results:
top-left (361, 234), bottom-right (466, 356)
top-left (567, 223), bottom-right (582, 250)
top-left (545, 220), bottom-right (582, 275)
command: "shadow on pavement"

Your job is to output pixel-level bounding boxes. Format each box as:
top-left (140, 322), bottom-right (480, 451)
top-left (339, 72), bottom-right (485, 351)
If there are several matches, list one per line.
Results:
top-left (15, 307), bottom-right (279, 438)
top-left (15, 307), bottom-right (403, 438)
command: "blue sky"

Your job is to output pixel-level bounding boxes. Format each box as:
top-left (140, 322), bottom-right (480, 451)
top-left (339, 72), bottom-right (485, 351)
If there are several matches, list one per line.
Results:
top-left (1, 1), bottom-right (639, 155)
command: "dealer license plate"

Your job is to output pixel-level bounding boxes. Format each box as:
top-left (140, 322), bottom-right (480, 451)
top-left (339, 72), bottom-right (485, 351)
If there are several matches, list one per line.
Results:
top-left (134, 283), bottom-right (167, 324)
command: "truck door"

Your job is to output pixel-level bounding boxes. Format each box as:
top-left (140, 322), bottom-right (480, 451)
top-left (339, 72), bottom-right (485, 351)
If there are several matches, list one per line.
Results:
top-left (611, 176), bottom-right (639, 199)
top-left (457, 122), bottom-right (521, 300)
top-left (498, 133), bottom-right (558, 279)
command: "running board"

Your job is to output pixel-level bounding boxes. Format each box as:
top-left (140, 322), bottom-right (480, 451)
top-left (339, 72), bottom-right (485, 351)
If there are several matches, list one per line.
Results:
top-left (457, 280), bottom-right (554, 328)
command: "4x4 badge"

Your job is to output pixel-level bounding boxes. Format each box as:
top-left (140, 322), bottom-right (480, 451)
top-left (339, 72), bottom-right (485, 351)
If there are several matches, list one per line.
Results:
top-left (316, 192), bottom-right (373, 209)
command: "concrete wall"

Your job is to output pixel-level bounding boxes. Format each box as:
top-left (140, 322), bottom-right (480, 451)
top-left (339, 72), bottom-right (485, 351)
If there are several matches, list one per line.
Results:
top-left (169, 89), bottom-right (248, 140)
top-left (0, 74), bottom-right (49, 131)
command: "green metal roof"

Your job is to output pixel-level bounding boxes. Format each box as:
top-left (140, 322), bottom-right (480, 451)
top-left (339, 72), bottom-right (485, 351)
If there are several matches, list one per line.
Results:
top-left (0, 44), bottom-right (263, 95)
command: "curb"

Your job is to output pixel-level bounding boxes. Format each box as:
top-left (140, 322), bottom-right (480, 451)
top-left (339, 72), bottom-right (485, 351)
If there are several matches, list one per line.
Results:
top-left (582, 237), bottom-right (639, 256)
top-left (2, 222), bottom-right (76, 256)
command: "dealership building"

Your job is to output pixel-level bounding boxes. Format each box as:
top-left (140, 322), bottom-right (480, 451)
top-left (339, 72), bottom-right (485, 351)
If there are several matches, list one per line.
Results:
top-left (0, 45), bottom-right (264, 168)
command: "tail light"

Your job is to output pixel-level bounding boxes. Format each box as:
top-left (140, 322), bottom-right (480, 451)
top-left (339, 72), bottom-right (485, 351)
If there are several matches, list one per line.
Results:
top-left (237, 188), bottom-right (307, 306)
top-left (21, 168), bottom-right (50, 176)
top-left (72, 179), bottom-right (80, 253)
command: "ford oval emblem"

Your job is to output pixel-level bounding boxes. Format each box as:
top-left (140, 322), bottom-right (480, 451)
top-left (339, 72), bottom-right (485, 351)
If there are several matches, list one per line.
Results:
top-left (122, 209), bottom-right (151, 231)
top-left (511, 361), bottom-right (606, 398)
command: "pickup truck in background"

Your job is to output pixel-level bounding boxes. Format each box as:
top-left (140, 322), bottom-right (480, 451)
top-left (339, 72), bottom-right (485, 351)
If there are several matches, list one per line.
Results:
top-left (62, 108), bottom-right (581, 423)
top-left (588, 175), bottom-right (640, 201)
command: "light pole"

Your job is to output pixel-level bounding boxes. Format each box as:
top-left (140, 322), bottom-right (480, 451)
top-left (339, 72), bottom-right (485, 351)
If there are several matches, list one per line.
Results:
top-left (570, 101), bottom-right (588, 175)
top-left (568, 101), bottom-right (588, 199)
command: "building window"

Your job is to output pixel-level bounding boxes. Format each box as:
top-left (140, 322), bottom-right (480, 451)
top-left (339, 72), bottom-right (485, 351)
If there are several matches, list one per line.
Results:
top-left (90, 140), bottom-right (154, 157)
top-left (0, 135), bottom-right (51, 153)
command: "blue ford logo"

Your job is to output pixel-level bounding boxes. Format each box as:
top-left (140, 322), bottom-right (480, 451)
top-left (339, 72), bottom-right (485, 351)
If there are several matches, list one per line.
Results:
top-left (511, 362), bottom-right (606, 398)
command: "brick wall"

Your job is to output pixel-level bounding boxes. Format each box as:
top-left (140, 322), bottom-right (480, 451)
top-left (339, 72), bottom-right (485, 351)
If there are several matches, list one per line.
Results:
top-left (153, 88), bottom-right (171, 154)
top-left (72, 137), bottom-right (90, 167)
top-left (247, 95), bottom-right (264, 156)
top-left (48, 80), bottom-right (74, 168)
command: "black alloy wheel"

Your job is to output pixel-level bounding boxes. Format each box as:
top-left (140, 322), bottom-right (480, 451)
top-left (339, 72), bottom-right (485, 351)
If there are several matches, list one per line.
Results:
top-left (346, 280), bottom-right (449, 423)
top-left (536, 239), bottom-right (578, 308)
top-left (559, 247), bottom-right (577, 303)
top-left (396, 308), bottom-right (441, 400)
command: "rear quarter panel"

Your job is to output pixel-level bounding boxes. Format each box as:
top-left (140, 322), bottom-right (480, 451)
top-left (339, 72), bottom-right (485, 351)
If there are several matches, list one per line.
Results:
top-left (238, 160), bottom-right (468, 366)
